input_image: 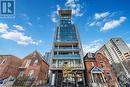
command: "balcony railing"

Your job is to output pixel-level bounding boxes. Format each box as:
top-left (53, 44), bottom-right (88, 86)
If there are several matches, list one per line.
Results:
top-left (50, 64), bottom-right (84, 70)
top-left (54, 47), bottom-right (79, 50)
top-left (55, 40), bottom-right (78, 43)
top-left (54, 54), bottom-right (80, 59)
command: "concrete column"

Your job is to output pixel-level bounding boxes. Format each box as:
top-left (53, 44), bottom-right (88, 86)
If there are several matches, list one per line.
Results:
top-left (91, 73), bottom-right (94, 83)
top-left (72, 44), bottom-right (73, 49)
top-left (101, 73), bottom-right (106, 84)
top-left (58, 44), bottom-right (59, 49)
top-left (82, 71), bottom-right (86, 86)
top-left (51, 73), bottom-right (55, 85)
top-left (56, 60), bottom-right (58, 68)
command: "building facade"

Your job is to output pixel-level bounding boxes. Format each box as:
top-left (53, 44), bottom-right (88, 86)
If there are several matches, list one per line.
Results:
top-left (14, 51), bottom-right (49, 86)
top-left (50, 9), bottom-right (85, 87)
top-left (44, 52), bottom-right (51, 64)
top-left (98, 38), bottom-right (130, 63)
top-left (0, 55), bottom-right (22, 79)
top-left (97, 38), bottom-right (130, 82)
top-left (84, 53), bottom-right (118, 87)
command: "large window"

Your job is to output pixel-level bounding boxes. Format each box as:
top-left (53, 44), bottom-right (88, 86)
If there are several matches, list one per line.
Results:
top-left (56, 24), bottom-right (78, 42)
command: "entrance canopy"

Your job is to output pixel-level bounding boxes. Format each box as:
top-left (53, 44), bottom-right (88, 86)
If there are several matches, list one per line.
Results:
top-left (90, 66), bottom-right (103, 74)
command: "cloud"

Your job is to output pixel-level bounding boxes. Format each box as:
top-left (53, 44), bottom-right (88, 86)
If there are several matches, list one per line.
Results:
top-left (127, 43), bottom-right (130, 48)
top-left (51, 11), bottom-right (58, 23)
top-left (51, 0), bottom-right (84, 22)
top-left (22, 13), bottom-right (29, 20)
top-left (27, 22), bottom-right (32, 26)
top-left (89, 12), bottom-right (111, 27)
top-left (65, 0), bottom-right (83, 16)
top-left (65, 0), bottom-right (76, 8)
top-left (95, 12), bottom-right (110, 20)
top-left (89, 12), bottom-right (127, 32)
top-left (101, 16), bottom-right (126, 31)
top-left (82, 39), bottom-right (103, 54)
top-left (13, 25), bottom-right (24, 31)
top-left (56, 5), bottom-right (61, 11)
top-left (89, 21), bottom-right (102, 27)
top-left (1, 31), bottom-right (36, 45)
top-left (0, 23), bottom-right (40, 45)
top-left (0, 23), bottom-right (8, 33)
top-left (89, 22), bottom-right (96, 26)
top-left (21, 13), bottom-right (32, 26)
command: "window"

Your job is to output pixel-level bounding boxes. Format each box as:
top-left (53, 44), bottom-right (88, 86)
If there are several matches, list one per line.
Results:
top-left (107, 72), bottom-right (112, 80)
top-left (64, 62), bottom-right (68, 64)
top-left (34, 59), bottom-right (38, 64)
top-left (1, 59), bottom-right (6, 64)
top-left (19, 71), bottom-right (24, 77)
top-left (58, 60), bottom-right (62, 65)
top-left (75, 60), bottom-right (80, 64)
top-left (25, 60), bottom-right (31, 68)
top-left (28, 70), bottom-right (34, 76)
top-left (91, 62), bottom-right (94, 66)
top-left (100, 61), bottom-right (106, 69)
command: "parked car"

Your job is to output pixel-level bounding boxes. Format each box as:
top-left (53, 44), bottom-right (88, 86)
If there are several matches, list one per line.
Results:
top-left (0, 80), bottom-right (3, 86)
top-left (0, 76), bottom-right (16, 86)
top-left (3, 76), bottom-right (16, 86)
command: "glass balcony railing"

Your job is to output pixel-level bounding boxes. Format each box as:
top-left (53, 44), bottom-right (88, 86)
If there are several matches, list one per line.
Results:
top-left (54, 54), bottom-right (80, 59)
top-left (50, 64), bottom-right (84, 69)
top-left (55, 47), bottom-right (79, 50)
top-left (56, 39), bottom-right (78, 42)
top-left (55, 40), bottom-right (78, 43)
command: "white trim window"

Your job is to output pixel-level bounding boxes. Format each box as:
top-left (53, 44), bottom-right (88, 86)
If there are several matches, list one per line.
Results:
top-left (34, 59), bottom-right (38, 64)
top-left (0, 59), bottom-right (6, 64)
top-left (25, 59), bottom-right (31, 68)
top-left (19, 71), bottom-right (24, 77)
top-left (28, 70), bottom-right (34, 77)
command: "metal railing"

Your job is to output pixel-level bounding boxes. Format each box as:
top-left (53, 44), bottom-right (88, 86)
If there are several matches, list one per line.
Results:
top-left (54, 54), bottom-right (80, 59)
top-left (50, 64), bottom-right (83, 69)
top-left (55, 47), bottom-right (79, 49)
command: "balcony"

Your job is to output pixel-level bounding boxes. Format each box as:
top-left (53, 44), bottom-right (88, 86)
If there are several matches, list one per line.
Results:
top-left (19, 66), bottom-right (27, 71)
top-left (54, 47), bottom-right (79, 51)
top-left (55, 40), bottom-right (79, 44)
top-left (50, 64), bottom-right (84, 70)
top-left (54, 54), bottom-right (80, 59)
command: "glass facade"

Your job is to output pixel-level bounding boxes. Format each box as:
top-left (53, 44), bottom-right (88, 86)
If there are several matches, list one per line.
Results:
top-left (55, 14), bottom-right (77, 42)
top-left (50, 9), bottom-right (85, 86)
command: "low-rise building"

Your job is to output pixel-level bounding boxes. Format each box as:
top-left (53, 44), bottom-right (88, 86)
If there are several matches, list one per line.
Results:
top-left (84, 52), bottom-right (118, 87)
top-left (0, 55), bottom-right (22, 79)
top-left (97, 37), bottom-right (130, 84)
top-left (14, 50), bottom-right (49, 86)
top-left (0, 55), bottom-right (22, 86)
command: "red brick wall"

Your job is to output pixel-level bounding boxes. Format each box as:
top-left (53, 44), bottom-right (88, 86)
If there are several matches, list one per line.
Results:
top-left (84, 53), bottom-right (118, 86)
top-left (95, 53), bottom-right (118, 85)
top-left (0, 55), bottom-right (22, 79)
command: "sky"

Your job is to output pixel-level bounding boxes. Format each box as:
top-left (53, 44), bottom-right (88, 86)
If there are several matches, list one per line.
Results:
top-left (0, 0), bottom-right (130, 58)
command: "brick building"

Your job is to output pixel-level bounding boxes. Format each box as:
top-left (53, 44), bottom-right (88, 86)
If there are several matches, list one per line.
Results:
top-left (0, 55), bottom-right (22, 79)
top-left (84, 52), bottom-right (118, 87)
top-left (14, 50), bottom-right (49, 86)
